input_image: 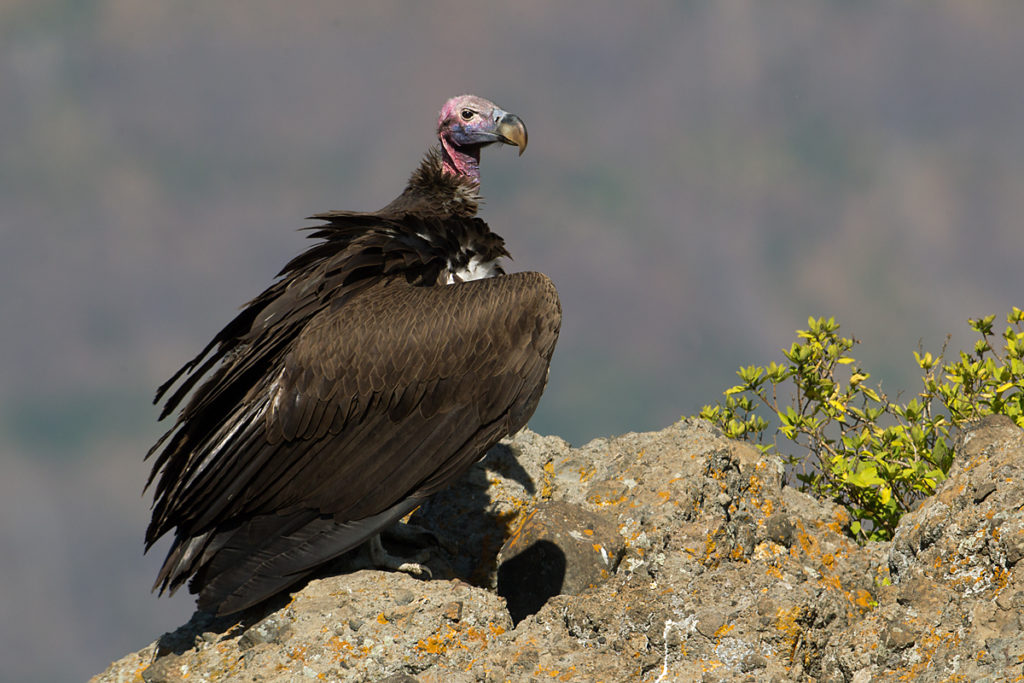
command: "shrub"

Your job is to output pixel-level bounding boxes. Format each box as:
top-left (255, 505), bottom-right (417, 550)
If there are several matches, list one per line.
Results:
top-left (698, 309), bottom-right (1024, 541)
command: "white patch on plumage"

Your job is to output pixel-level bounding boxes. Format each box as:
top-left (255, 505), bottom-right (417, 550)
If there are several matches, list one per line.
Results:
top-left (446, 254), bottom-right (501, 284)
top-left (184, 399), bottom-right (268, 490)
top-left (268, 367), bottom-right (286, 417)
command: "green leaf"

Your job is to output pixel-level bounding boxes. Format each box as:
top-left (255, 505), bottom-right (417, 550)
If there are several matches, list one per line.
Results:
top-left (724, 385), bottom-right (746, 397)
top-left (689, 307), bottom-right (1024, 545)
top-left (848, 464), bottom-right (884, 488)
top-left (879, 486), bottom-right (892, 505)
top-left (970, 314), bottom-right (996, 335)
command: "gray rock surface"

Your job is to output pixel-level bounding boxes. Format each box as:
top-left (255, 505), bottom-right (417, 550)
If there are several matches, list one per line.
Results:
top-left (92, 415), bottom-right (1024, 682)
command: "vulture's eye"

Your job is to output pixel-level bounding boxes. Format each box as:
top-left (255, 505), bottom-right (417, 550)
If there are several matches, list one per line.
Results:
top-left (460, 109), bottom-right (475, 121)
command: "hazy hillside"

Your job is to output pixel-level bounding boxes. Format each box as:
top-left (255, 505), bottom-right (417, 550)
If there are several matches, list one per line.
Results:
top-left (2, 2), bottom-right (1022, 681)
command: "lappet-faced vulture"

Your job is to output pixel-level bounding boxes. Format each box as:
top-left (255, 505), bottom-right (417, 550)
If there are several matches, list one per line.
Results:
top-left (145, 95), bottom-right (560, 616)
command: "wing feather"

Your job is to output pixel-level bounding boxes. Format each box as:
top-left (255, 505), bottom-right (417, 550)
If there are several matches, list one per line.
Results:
top-left (150, 263), bottom-right (560, 609)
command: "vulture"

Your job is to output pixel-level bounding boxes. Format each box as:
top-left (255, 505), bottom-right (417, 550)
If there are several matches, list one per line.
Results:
top-left (145, 95), bottom-right (561, 616)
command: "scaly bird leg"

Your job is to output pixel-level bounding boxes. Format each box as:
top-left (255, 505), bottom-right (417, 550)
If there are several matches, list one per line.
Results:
top-left (368, 532), bottom-right (432, 578)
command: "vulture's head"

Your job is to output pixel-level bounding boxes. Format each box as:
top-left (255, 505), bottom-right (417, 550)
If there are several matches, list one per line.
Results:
top-left (437, 95), bottom-right (527, 179)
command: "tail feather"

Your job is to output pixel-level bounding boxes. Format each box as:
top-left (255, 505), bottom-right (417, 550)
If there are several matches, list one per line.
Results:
top-left (170, 500), bottom-right (423, 616)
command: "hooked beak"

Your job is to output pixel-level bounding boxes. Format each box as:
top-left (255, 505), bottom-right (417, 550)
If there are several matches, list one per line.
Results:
top-left (495, 113), bottom-right (528, 156)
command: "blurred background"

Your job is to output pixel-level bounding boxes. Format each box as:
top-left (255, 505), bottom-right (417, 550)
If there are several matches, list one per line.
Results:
top-left (2, 2), bottom-right (1022, 680)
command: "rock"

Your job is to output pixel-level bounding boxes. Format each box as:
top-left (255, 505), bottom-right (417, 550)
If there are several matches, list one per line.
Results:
top-left (822, 415), bottom-right (1024, 681)
top-left (92, 416), bottom-right (1024, 682)
top-left (496, 499), bottom-right (622, 623)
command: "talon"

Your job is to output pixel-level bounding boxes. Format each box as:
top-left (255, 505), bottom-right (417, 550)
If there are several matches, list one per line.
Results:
top-left (368, 534), bottom-right (432, 578)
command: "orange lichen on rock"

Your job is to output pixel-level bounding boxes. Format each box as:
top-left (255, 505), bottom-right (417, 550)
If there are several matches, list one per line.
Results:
top-left (534, 664), bottom-right (577, 680)
top-left (774, 606), bottom-right (803, 659)
top-left (713, 623), bottom-right (735, 638)
top-left (415, 620), bottom-right (506, 658)
top-left (416, 628), bottom-right (460, 655)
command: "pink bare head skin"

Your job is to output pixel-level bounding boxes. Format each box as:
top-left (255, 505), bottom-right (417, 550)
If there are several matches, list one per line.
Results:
top-left (436, 95), bottom-right (528, 179)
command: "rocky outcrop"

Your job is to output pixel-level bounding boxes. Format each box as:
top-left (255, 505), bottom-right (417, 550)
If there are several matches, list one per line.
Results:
top-left (92, 416), bottom-right (1024, 682)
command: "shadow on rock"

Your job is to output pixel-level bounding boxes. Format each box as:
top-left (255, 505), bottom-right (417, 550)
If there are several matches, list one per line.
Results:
top-left (144, 591), bottom-right (293, 682)
top-left (497, 539), bottom-right (567, 624)
top-left (407, 440), bottom-right (538, 587)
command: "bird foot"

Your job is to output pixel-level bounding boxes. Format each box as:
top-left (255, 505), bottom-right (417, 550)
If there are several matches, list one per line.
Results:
top-left (368, 533), bottom-right (432, 578)
top-left (384, 520), bottom-right (456, 553)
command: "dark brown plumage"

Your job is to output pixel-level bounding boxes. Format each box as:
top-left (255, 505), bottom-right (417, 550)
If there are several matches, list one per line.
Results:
top-left (145, 95), bottom-right (560, 615)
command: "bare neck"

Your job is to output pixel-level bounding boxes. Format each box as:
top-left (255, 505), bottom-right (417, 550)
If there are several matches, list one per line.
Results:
top-left (440, 137), bottom-right (482, 180)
